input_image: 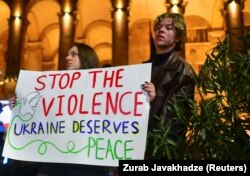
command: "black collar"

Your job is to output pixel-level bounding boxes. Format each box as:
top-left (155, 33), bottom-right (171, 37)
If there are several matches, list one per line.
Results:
top-left (151, 49), bottom-right (175, 66)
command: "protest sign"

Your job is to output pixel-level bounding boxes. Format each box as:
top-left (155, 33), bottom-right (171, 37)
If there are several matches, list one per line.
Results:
top-left (2, 63), bottom-right (151, 166)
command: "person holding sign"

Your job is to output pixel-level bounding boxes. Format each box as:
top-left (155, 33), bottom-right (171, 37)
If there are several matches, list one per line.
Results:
top-left (9, 43), bottom-right (106, 176)
top-left (142, 13), bottom-right (195, 159)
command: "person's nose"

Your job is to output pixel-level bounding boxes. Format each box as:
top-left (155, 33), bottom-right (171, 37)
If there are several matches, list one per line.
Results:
top-left (157, 29), bottom-right (165, 35)
top-left (65, 54), bottom-right (71, 61)
top-left (158, 26), bottom-right (166, 32)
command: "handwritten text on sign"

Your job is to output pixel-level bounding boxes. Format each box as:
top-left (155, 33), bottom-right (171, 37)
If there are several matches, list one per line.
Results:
top-left (2, 63), bottom-right (151, 166)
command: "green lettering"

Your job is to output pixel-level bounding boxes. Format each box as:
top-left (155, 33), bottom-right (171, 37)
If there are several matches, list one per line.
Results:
top-left (105, 139), bottom-right (114, 160)
top-left (114, 139), bottom-right (123, 160)
top-left (87, 137), bottom-right (96, 157)
top-left (124, 140), bottom-right (133, 159)
top-left (96, 138), bottom-right (105, 160)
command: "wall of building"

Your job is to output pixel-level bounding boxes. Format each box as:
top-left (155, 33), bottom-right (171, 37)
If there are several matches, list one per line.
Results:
top-left (0, 0), bottom-right (249, 99)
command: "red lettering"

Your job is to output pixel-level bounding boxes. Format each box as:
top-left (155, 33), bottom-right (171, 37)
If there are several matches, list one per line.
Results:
top-left (88, 70), bottom-right (103, 88)
top-left (70, 72), bottom-right (81, 88)
top-left (103, 70), bottom-right (114, 88)
top-left (58, 73), bottom-right (70, 89)
top-left (79, 94), bottom-right (89, 114)
top-left (119, 92), bottom-right (132, 115)
top-left (35, 75), bottom-right (47, 91)
top-left (56, 95), bottom-right (65, 116)
top-left (49, 73), bottom-right (61, 89)
top-left (92, 92), bottom-right (102, 115)
top-left (105, 92), bottom-right (118, 115)
top-left (105, 91), bottom-right (144, 116)
top-left (134, 92), bottom-right (143, 116)
top-left (103, 68), bottom-right (124, 88)
top-left (115, 68), bottom-right (124, 87)
top-left (42, 97), bottom-right (54, 117)
top-left (68, 94), bottom-right (77, 115)
top-left (41, 91), bottom-right (144, 117)
top-left (44, 72), bottom-right (81, 90)
top-left (89, 69), bottom-right (124, 88)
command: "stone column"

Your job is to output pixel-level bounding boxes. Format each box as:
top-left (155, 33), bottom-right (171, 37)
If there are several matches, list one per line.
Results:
top-left (0, 45), bottom-right (6, 99)
top-left (5, 0), bottom-right (28, 77)
top-left (0, 45), bottom-right (6, 78)
top-left (23, 41), bottom-right (43, 71)
top-left (58, 0), bottom-right (77, 70)
top-left (111, 0), bottom-right (130, 66)
top-left (223, 0), bottom-right (245, 53)
top-left (4, 0), bottom-right (28, 98)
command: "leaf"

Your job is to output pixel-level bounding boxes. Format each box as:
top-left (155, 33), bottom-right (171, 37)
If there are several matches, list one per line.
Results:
top-left (165, 145), bottom-right (171, 159)
top-left (201, 128), bottom-right (206, 140)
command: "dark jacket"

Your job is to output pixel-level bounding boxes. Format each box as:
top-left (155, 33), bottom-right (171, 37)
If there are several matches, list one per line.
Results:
top-left (146, 50), bottom-right (195, 159)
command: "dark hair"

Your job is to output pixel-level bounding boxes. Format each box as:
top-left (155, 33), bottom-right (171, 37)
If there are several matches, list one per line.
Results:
top-left (154, 13), bottom-right (186, 50)
top-left (74, 43), bottom-right (100, 69)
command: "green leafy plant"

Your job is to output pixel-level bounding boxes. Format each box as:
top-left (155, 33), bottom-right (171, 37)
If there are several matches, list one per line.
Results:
top-left (147, 34), bottom-right (250, 160)
top-left (147, 116), bottom-right (179, 159)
